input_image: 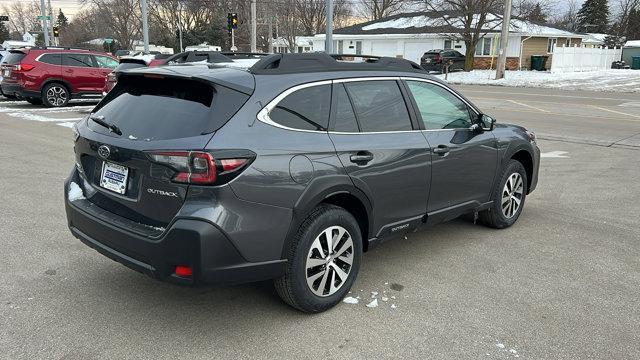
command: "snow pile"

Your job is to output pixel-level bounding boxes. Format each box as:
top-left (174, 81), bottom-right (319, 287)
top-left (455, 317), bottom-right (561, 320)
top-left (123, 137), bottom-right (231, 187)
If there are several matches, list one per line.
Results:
top-left (625, 40), bottom-right (640, 47)
top-left (67, 182), bottom-right (86, 202)
top-left (343, 296), bottom-right (359, 304)
top-left (436, 69), bottom-right (640, 93)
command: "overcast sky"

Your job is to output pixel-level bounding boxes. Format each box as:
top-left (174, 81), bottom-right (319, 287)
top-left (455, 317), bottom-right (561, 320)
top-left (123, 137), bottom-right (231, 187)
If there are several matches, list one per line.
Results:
top-left (1, 0), bottom-right (587, 23)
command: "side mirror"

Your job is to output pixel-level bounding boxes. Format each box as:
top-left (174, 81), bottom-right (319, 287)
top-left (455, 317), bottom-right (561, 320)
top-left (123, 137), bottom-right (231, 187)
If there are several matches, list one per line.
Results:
top-left (478, 114), bottom-right (496, 131)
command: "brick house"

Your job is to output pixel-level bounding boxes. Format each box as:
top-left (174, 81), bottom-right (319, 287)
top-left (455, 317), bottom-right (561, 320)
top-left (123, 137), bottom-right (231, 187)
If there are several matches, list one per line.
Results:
top-left (313, 11), bottom-right (584, 70)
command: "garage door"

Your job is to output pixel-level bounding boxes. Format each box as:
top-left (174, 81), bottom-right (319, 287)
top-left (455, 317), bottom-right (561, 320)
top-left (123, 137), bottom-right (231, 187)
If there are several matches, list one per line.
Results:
top-left (404, 41), bottom-right (436, 63)
top-left (370, 41), bottom-right (397, 58)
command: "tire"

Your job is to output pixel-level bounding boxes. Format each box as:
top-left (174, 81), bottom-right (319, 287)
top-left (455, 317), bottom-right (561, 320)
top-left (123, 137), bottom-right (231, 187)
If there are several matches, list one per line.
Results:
top-left (26, 97), bottom-right (42, 105)
top-left (479, 159), bottom-right (528, 229)
top-left (2, 94), bottom-right (17, 100)
top-left (41, 83), bottom-right (69, 107)
top-left (274, 204), bottom-right (363, 313)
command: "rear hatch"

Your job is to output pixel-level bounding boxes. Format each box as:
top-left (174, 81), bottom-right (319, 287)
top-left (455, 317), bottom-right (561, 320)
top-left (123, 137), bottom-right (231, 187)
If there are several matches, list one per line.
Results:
top-left (1, 50), bottom-right (27, 83)
top-left (74, 71), bottom-right (252, 228)
top-left (421, 51), bottom-right (442, 65)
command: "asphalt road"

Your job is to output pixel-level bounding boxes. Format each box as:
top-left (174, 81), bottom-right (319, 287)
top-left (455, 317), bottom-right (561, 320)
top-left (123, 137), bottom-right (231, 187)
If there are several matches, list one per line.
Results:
top-left (1, 86), bottom-right (639, 359)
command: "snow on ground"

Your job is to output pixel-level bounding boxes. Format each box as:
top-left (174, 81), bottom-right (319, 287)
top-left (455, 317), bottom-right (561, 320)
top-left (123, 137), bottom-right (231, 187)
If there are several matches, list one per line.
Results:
top-left (435, 69), bottom-right (640, 93)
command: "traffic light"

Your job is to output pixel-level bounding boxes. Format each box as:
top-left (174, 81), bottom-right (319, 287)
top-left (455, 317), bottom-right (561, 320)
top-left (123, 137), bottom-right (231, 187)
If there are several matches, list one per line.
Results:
top-left (53, 26), bottom-right (59, 38)
top-left (227, 13), bottom-right (238, 35)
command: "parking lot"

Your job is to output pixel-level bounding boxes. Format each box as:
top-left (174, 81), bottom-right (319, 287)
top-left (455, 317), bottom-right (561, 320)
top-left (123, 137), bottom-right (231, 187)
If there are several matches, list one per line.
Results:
top-left (1, 85), bottom-right (639, 359)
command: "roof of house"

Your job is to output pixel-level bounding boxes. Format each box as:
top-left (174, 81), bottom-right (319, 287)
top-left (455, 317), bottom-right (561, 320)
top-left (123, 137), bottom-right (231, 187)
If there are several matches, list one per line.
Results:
top-left (625, 40), bottom-right (640, 48)
top-left (583, 33), bottom-right (608, 44)
top-left (332, 11), bottom-right (580, 38)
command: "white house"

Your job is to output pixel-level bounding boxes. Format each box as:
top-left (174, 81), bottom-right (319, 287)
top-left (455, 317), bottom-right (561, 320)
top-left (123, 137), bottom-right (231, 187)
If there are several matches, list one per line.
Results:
top-left (313, 11), bottom-right (586, 70)
top-left (271, 36), bottom-right (314, 53)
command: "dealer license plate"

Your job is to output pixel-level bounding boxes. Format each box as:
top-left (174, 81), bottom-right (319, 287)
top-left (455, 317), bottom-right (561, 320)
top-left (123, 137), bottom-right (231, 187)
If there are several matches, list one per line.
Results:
top-left (100, 161), bottom-right (129, 194)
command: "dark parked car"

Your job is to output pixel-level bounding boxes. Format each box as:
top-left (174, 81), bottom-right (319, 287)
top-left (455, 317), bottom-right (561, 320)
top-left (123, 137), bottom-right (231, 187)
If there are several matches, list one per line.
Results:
top-left (0, 47), bottom-right (118, 107)
top-left (64, 53), bottom-right (540, 313)
top-left (421, 49), bottom-right (466, 72)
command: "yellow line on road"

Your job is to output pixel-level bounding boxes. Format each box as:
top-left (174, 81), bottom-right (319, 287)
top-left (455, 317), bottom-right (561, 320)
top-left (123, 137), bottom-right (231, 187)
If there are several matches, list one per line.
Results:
top-left (589, 105), bottom-right (640, 119)
top-left (507, 99), bottom-right (550, 113)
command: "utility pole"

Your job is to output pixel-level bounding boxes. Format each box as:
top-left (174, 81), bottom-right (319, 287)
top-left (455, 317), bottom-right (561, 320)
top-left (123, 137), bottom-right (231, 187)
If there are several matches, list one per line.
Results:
top-left (268, 14), bottom-right (273, 53)
top-left (39, 0), bottom-right (50, 47)
top-left (177, 2), bottom-right (183, 52)
top-left (495, 0), bottom-right (512, 80)
top-left (47, 0), bottom-right (54, 45)
top-left (141, 0), bottom-right (150, 53)
top-left (250, 0), bottom-right (257, 52)
top-left (325, 0), bottom-right (333, 53)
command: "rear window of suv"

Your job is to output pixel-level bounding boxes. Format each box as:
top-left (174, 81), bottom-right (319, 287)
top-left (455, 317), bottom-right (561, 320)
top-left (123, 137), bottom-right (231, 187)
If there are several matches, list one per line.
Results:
top-left (4, 52), bottom-right (26, 65)
top-left (89, 75), bottom-right (249, 140)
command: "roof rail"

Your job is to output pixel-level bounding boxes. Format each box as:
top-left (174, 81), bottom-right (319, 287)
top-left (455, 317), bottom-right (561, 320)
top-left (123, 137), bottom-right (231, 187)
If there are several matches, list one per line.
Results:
top-left (21, 46), bottom-right (97, 52)
top-left (248, 53), bottom-right (425, 74)
top-left (221, 52), bottom-right (270, 59)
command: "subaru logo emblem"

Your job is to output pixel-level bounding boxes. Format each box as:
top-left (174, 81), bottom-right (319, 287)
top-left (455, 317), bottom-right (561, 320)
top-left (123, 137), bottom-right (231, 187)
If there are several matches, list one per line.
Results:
top-left (98, 145), bottom-right (111, 160)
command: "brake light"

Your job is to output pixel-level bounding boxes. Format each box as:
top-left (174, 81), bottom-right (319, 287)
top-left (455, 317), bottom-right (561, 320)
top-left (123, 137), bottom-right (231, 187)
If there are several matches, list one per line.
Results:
top-left (148, 151), bottom-right (251, 185)
top-left (174, 265), bottom-right (192, 277)
top-left (14, 63), bottom-right (35, 72)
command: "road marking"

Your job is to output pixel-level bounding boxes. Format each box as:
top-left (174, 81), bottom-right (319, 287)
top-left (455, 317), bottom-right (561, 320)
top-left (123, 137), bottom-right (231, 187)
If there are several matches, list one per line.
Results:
top-left (589, 105), bottom-right (640, 119)
top-left (619, 102), bottom-right (640, 108)
top-left (459, 88), bottom-right (636, 101)
top-left (541, 151), bottom-right (569, 158)
top-left (482, 106), bottom-right (640, 123)
top-left (507, 99), bottom-right (550, 113)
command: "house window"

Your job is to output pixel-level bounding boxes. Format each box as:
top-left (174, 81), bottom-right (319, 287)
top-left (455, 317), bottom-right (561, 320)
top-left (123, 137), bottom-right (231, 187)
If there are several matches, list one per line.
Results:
top-left (333, 40), bottom-right (344, 54)
top-left (547, 38), bottom-right (557, 53)
top-left (474, 37), bottom-right (496, 56)
top-left (444, 39), bottom-right (452, 49)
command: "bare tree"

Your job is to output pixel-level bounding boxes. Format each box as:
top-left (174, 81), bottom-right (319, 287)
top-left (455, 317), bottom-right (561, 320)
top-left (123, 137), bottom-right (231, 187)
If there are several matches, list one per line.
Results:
top-left (424, 0), bottom-right (503, 70)
top-left (549, 0), bottom-right (580, 31)
top-left (296, 0), bottom-right (351, 36)
top-left (358, 0), bottom-right (407, 20)
top-left (2, 1), bottom-right (41, 35)
top-left (82, 0), bottom-right (142, 49)
top-left (612, 0), bottom-right (640, 36)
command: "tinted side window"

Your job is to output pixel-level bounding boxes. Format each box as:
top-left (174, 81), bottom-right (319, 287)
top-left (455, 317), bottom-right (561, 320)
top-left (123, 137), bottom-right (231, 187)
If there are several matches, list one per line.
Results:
top-left (406, 80), bottom-right (473, 130)
top-left (344, 80), bottom-right (412, 132)
top-left (269, 84), bottom-right (331, 131)
top-left (62, 53), bottom-right (94, 67)
top-left (331, 84), bottom-right (359, 132)
top-left (39, 53), bottom-right (62, 65)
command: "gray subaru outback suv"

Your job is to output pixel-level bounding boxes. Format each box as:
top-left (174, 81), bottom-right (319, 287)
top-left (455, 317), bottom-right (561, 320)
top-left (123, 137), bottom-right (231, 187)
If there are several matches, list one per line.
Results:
top-left (64, 53), bottom-right (540, 313)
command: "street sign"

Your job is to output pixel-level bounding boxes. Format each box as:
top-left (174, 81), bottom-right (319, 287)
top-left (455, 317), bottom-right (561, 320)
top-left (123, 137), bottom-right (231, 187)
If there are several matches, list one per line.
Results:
top-left (36, 15), bottom-right (51, 21)
top-left (0, 15), bottom-right (9, 22)
top-left (104, 38), bottom-right (113, 44)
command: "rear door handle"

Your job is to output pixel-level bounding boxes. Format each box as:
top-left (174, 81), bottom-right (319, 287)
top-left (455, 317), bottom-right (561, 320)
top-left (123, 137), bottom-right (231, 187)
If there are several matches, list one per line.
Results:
top-left (432, 145), bottom-right (450, 155)
top-left (350, 151), bottom-right (374, 165)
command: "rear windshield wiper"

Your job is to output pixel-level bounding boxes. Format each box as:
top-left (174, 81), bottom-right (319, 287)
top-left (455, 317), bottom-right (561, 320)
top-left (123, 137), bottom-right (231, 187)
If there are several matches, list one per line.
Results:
top-left (89, 114), bottom-right (122, 136)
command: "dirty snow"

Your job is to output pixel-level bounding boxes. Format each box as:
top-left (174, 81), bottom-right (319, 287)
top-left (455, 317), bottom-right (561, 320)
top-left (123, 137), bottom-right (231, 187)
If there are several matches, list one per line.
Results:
top-left (343, 296), bottom-right (359, 304)
top-left (366, 299), bottom-right (379, 308)
top-left (436, 69), bottom-right (640, 93)
top-left (67, 182), bottom-right (86, 202)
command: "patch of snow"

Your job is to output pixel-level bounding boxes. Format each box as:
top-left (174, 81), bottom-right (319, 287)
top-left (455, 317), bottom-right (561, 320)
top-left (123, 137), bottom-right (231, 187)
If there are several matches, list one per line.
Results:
top-left (381, 296), bottom-right (389, 302)
top-left (6, 111), bottom-right (83, 123)
top-left (436, 69), bottom-right (640, 93)
top-left (128, 135), bottom-right (138, 140)
top-left (366, 299), bottom-right (379, 308)
top-left (343, 296), bottom-right (359, 304)
top-left (390, 304), bottom-right (397, 309)
top-left (371, 291), bottom-right (378, 297)
top-left (68, 182), bottom-right (86, 202)
top-left (541, 151), bottom-right (569, 158)
top-left (496, 343), bottom-right (505, 349)
top-left (57, 121), bottom-right (78, 128)
top-left (509, 349), bottom-right (518, 354)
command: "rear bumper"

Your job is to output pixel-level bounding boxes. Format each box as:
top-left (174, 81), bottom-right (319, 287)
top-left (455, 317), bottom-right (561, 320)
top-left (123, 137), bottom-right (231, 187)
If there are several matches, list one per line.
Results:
top-left (1, 83), bottom-right (39, 99)
top-left (64, 172), bottom-right (287, 285)
top-left (420, 63), bottom-right (442, 72)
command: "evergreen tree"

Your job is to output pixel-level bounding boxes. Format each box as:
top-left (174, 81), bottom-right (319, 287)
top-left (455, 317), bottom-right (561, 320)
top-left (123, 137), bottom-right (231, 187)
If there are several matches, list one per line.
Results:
top-left (56, 9), bottom-right (69, 29)
top-left (0, 22), bottom-right (9, 43)
top-left (528, 3), bottom-right (548, 23)
top-left (626, 8), bottom-right (640, 40)
top-left (577, 0), bottom-right (609, 33)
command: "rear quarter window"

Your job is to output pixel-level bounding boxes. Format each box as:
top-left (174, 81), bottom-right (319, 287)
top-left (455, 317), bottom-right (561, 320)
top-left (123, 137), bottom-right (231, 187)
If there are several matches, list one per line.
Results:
top-left (89, 76), bottom-right (250, 140)
top-left (268, 84), bottom-right (331, 131)
top-left (4, 52), bottom-right (26, 65)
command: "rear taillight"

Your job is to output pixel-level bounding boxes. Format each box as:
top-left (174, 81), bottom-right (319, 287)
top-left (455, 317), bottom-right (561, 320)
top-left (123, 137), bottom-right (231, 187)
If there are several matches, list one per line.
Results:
top-left (148, 151), bottom-right (252, 185)
top-left (14, 63), bottom-right (35, 72)
top-left (434, 54), bottom-right (442, 64)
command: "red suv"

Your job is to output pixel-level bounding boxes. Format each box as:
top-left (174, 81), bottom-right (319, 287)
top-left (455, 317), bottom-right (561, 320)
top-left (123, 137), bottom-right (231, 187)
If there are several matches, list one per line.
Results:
top-left (1, 47), bottom-right (118, 107)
